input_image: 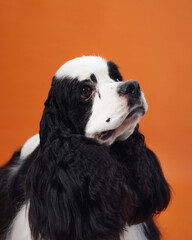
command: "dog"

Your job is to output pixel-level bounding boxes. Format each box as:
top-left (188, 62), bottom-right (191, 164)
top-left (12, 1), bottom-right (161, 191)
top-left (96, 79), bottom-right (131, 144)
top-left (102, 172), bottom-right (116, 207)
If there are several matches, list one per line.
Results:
top-left (0, 56), bottom-right (170, 240)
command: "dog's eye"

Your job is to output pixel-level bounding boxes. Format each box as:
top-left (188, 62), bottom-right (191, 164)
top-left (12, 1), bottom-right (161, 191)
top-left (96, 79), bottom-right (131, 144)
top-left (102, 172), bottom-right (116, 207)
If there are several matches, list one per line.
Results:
top-left (115, 78), bottom-right (120, 82)
top-left (80, 85), bottom-right (93, 100)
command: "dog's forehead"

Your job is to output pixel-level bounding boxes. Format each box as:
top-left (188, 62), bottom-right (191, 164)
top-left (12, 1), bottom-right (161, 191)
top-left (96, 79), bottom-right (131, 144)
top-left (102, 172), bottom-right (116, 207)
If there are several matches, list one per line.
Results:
top-left (55, 56), bottom-right (109, 81)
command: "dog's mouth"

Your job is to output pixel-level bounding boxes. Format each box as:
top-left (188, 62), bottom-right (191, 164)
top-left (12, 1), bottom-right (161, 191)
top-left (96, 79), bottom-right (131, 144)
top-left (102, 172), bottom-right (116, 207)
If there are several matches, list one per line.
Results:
top-left (98, 106), bottom-right (145, 141)
top-left (98, 130), bottom-right (114, 141)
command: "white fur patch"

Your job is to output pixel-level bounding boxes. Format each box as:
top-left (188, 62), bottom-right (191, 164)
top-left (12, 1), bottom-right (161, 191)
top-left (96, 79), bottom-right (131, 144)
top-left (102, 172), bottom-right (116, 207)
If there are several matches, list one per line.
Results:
top-left (121, 224), bottom-right (148, 240)
top-left (8, 135), bottom-right (39, 181)
top-left (85, 84), bottom-right (148, 145)
top-left (7, 205), bottom-right (31, 240)
top-left (20, 134), bottom-right (40, 160)
top-left (55, 56), bottom-right (108, 81)
top-left (85, 81), bottom-right (129, 144)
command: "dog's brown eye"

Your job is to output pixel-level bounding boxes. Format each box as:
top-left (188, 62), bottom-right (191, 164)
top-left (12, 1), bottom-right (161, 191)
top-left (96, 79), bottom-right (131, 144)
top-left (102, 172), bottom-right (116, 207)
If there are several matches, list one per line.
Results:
top-left (80, 85), bottom-right (93, 100)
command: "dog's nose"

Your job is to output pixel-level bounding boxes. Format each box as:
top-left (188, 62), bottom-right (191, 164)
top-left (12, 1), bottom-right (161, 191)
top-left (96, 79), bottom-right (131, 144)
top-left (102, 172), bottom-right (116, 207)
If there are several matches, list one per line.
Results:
top-left (118, 81), bottom-right (141, 98)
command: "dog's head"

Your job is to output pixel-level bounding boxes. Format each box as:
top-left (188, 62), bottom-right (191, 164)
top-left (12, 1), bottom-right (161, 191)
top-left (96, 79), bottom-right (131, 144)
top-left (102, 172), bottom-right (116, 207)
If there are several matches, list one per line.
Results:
top-left (41, 56), bottom-right (148, 145)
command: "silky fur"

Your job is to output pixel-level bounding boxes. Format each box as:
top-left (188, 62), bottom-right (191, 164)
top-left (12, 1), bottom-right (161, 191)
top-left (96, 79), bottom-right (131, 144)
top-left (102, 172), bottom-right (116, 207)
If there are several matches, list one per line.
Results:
top-left (0, 56), bottom-right (170, 240)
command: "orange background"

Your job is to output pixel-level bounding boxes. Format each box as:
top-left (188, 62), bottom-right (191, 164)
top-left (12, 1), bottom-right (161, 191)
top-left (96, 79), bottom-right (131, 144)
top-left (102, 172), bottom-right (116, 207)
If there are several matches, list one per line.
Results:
top-left (0, 0), bottom-right (192, 239)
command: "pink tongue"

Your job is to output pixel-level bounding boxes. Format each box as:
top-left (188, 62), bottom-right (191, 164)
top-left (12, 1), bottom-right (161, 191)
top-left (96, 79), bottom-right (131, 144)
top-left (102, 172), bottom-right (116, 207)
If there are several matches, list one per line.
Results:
top-left (99, 130), bottom-right (113, 140)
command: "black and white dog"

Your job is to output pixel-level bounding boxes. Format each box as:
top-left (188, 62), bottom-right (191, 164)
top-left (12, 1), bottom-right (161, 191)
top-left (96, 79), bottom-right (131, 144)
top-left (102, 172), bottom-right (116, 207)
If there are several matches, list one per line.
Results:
top-left (0, 56), bottom-right (170, 240)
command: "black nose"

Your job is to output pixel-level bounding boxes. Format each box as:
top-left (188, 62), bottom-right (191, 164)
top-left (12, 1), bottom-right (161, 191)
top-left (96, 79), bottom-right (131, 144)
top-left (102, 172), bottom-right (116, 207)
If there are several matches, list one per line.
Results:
top-left (118, 81), bottom-right (141, 98)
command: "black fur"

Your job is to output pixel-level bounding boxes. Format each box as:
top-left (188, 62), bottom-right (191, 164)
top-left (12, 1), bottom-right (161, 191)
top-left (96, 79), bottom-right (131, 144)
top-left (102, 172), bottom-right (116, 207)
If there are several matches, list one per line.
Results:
top-left (40, 76), bottom-right (94, 145)
top-left (0, 147), bottom-right (39, 240)
top-left (110, 127), bottom-right (170, 224)
top-left (98, 91), bottom-right (101, 99)
top-left (25, 78), bottom-right (170, 239)
top-left (107, 61), bottom-right (123, 82)
top-left (0, 150), bottom-right (21, 239)
top-left (90, 74), bottom-right (98, 84)
top-left (0, 60), bottom-right (170, 240)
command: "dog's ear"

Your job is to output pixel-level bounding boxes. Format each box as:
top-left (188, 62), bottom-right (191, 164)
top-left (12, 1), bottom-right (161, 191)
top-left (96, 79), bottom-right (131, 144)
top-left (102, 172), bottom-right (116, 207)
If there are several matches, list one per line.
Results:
top-left (39, 77), bottom-right (73, 148)
top-left (26, 135), bottom-right (133, 240)
top-left (110, 125), bottom-right (171, 225)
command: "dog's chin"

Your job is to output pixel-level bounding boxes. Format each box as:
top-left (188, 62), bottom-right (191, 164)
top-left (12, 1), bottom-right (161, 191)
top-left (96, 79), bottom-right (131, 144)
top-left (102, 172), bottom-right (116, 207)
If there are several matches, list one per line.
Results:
top-left (96, 106), bottom-right (146, 145)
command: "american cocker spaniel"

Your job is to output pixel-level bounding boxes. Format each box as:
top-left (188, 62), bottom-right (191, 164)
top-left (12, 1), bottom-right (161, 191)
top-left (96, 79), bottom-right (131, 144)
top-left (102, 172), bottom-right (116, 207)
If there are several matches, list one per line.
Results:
top-left (0, 56), bottom-right (170, 240)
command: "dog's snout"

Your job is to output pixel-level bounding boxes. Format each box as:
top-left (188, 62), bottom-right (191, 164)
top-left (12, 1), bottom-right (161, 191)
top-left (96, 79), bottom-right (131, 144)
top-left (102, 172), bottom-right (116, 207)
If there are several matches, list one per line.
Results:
top-left (119, 81), bottom-right (141, 98)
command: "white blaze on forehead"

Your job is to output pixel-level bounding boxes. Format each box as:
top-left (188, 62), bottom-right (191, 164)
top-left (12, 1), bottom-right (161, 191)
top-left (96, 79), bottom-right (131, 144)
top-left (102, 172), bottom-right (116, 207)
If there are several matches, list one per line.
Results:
top-left (55, 56), bottom-right (109, 81)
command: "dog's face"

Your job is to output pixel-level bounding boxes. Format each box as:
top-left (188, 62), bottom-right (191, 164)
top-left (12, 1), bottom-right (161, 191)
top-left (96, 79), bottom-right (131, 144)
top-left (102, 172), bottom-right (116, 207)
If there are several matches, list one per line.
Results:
top-left (53, 56), bottom-right (148, 145)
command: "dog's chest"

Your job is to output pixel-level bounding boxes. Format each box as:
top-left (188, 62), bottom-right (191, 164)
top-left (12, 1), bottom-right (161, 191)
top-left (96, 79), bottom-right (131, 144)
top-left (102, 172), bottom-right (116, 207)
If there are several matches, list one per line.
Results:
top-left (8, 205), bottom-right (147, 240)
top-left (7, 205), bottom-right (31, 240)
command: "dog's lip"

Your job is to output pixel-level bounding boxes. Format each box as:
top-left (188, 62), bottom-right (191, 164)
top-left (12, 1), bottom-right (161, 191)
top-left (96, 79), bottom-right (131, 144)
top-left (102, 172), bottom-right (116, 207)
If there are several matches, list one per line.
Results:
top-left (98, 130), bottom-right (114, 141)
top-left (98, 106), bottom-right (145, 141)
top-left (126, 106), bottom-right (145, 119)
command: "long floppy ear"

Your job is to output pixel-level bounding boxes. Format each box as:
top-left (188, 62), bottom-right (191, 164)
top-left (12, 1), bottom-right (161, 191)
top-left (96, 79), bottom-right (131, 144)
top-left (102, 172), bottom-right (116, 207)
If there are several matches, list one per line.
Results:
top-left (110, 125), bottom-right (171, 225)
top-left (39, 76), bottom-right (91, 148)
top-left (39, 77), bottom-right (73, 148)
top-left (26, 134), bottom-right (137, 240)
